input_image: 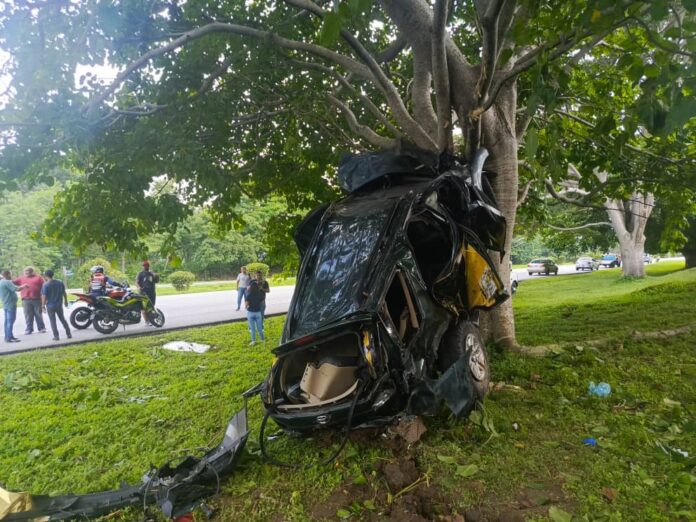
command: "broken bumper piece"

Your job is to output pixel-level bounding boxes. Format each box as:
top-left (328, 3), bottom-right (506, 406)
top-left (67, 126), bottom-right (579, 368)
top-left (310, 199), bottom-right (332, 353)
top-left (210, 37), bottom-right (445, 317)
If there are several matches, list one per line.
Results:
top-left (2, 408), bottom-right (248, 521)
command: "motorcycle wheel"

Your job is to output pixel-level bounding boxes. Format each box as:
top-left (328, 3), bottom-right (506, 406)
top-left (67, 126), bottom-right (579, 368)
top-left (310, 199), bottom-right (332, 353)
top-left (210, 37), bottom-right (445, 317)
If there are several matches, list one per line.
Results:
top-left (70, 307), bottom-right (93, 329)
top-left (149, 308), bottom-right (165, 328)
top-left (93, 312), bottom-right (119, 334)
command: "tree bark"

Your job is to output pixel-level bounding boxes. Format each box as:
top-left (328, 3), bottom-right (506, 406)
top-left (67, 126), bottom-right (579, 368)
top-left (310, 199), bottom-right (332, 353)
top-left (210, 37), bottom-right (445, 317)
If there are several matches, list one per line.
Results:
top-left (684, 249), bottom-right (696, 269)
top-left (604, 191), bottom-right (654, 277)
top-left (479, 84), bottom-right (519, 349)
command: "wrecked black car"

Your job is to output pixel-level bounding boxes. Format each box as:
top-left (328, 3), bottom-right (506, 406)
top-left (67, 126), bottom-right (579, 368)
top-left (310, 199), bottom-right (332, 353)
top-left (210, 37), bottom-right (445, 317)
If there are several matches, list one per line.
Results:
top-left (260, 144), bottom-right (509, 434)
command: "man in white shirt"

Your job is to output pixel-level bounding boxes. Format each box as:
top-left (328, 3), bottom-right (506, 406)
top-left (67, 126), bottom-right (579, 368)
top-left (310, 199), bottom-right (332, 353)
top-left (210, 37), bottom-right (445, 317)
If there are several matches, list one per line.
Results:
top-left (235, 266), bottom-right (251, 311)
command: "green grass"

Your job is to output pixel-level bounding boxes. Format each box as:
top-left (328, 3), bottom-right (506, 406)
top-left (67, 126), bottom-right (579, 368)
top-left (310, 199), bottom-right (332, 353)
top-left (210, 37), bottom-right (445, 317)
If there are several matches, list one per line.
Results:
top-left (1, 262), bottom-right (694, 521)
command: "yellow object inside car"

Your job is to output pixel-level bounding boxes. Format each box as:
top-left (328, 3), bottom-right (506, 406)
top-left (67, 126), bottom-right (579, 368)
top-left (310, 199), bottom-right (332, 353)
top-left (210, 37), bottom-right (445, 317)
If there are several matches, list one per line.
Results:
top-left (463, 243), bottom-right (506, 310)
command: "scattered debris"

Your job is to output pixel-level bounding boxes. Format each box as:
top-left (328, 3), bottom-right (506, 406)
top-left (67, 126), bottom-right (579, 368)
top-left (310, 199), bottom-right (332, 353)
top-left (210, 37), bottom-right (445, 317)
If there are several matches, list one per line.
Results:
top-left (1, 408), bottom-right (248, 521)
top-left (582, 438), bottom-right (598, 446)
top-left (601, 487), bottom-right (618, 503)
top-left (391, 416), bottom-right (427, 445)
top-left (588, 381), bottom-right (611, 397)
top-left (162, 341), bottom-right (211, 353)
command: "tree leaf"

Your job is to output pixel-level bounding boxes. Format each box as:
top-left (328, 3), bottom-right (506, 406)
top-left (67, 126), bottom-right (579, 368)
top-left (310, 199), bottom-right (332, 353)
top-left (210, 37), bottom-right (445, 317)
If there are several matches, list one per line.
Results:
top-left (455, 464), bottom-right (479, 477)
top-left (548, 506), bottom-right (572, 522)
top-left (319, 12), bottom-right (342, 46)
top-left (437, 454), bottom-right (456, 464)
top-left (525, 127), bottom-right (539, 159)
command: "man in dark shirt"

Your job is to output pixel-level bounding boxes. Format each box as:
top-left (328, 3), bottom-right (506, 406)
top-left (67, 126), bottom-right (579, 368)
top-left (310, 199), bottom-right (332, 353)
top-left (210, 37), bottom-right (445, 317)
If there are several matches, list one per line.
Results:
top-left (136, 261), bottom-right (158, 324)
top-left (41, 269), bottom-right (72, 341)
top-left (253, 270), bottom-right (270, 317)
top-left (245, 278), bottom-right (266, 345)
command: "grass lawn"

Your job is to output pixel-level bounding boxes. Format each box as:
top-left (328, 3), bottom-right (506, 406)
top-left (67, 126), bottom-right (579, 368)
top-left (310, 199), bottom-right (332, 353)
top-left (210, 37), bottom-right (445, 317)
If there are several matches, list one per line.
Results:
top-left (1, 263), bottom-right (694, 521)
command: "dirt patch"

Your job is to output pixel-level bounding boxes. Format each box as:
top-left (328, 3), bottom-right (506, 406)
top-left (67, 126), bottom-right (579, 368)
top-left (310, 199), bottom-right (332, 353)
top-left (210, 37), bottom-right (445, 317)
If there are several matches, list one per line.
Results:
top-left (309, 456), bottom-right (452, 521)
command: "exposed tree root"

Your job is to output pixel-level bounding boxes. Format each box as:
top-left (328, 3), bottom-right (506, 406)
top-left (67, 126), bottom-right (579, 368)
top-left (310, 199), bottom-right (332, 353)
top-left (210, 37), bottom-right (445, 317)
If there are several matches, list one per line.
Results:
top-left (516, 323), bottom-right (696, 357)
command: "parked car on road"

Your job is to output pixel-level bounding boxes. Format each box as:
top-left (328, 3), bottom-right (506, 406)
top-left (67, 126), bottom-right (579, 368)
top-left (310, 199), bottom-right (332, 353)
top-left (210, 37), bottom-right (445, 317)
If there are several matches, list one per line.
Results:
top-left (643, 253), bottom-right (653, 264)
top-left (527, 258), bottom-right (559, 276)
top-left (510, 271), bottom-right (519, 294)
top-left (599, 254), bottom-right (621, 268)
top-left (575, 256), bottom-right (599, 271)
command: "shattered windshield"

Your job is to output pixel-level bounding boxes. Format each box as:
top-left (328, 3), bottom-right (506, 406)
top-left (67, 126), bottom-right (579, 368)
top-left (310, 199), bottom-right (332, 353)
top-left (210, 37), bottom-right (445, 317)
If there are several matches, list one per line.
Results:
top-left (287, 201), bottom-right (393, 338)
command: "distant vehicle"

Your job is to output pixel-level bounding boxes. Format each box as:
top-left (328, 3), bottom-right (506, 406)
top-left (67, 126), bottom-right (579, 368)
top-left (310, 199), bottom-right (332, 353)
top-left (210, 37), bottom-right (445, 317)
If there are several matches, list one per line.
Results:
top-left (527, 258), bottom-right (559, 275)
top-left (575, 256), bottom-right (599, 271)
top-left (599, 254), bottom-right (621, 268)
top-left (643, 253), bottom-right (653, 264)
top-left (511, 271), bottom-right (519, 294)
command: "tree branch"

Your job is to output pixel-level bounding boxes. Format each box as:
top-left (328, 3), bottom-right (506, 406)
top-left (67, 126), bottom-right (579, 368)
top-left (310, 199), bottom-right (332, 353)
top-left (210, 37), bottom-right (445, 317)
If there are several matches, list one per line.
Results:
top-left (282, 0), bottom-right (437, 150)
top-left (327, 94), bottom-right (396, 148)
top-left (475, 0), bottom-right (506, 103)
top-left (628, 15), bottom-right (695, 58)
top-left (83, 21), bottom-right (373, 118)
top-left (294, 59), bottom-right (402, 137)
top-left (516, 179), bottom-right (532, 208)
top-left (432, 0), bottom-right (451, 150)
top-left (375, 35), bottom-right (408, 63)
top-left (411, 48), bottom-right (438, 137)
top-left (548, 221), bottom-right (612, 231)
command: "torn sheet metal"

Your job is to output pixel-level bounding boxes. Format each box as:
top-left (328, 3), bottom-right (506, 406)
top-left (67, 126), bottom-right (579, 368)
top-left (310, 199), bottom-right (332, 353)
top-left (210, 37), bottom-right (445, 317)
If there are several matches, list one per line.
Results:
top-left (2, 408), bottom-right (248, 521)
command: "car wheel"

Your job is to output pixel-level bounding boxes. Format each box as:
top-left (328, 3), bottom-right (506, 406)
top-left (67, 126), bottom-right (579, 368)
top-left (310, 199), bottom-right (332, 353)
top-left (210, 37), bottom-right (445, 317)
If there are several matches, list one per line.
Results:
top-left (544, 270), bottom-right (549, 275)
top-left (93, 312), bottom-right (119, 334)
top-left (69, 307), bottom-right (92, 329)
top-left (437, 321), bottom-right (490, 401)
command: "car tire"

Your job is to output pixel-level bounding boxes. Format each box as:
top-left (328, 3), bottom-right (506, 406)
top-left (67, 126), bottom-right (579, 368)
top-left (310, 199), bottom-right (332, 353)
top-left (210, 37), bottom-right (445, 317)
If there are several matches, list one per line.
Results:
top-left (69, 307), bottom-right (92, 330)
top-left (437, 321), bottom-right (490, 401)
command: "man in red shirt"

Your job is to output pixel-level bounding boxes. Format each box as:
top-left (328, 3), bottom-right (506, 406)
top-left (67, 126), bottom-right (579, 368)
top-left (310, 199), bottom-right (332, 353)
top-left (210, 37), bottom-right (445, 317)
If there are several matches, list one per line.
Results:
top-left (13, 266), bottom-right (46, 334)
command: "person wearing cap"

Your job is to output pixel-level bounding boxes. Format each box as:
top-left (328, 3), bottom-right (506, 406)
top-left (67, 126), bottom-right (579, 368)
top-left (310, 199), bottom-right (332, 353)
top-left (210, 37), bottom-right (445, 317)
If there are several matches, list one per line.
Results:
top-left (41, 269), bottom-right (71, 341)
top-left (136, 261), bottom-right (159, 323)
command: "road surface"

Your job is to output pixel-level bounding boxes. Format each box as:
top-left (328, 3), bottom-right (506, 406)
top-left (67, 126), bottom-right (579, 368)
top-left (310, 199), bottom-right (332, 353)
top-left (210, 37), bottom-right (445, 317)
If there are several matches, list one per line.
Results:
top-left (2, 258), bottom-right (681, 355)
top-left (1, 286), bottom-right (295, 356)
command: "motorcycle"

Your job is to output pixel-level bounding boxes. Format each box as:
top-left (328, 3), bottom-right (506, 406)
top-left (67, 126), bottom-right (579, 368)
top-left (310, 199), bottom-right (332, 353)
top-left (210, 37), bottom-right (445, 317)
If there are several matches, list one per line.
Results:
top-left (69, 286), bottom-right (128, 330)
top-left (92, 285), bottom-right (165, 334)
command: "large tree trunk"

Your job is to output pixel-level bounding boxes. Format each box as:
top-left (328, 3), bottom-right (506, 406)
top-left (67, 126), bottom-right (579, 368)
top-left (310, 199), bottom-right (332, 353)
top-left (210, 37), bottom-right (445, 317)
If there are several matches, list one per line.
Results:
top-left (684, 249), bottom-right (696, 269)
top-left (480, 84), bottom-right (519, 349)
top-left (604, 191), bottom-right (654, 278)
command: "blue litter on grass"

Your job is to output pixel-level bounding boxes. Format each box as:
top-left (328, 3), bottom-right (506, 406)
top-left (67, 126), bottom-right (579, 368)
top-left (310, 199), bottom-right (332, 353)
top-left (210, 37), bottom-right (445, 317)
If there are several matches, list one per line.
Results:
top-left (583, 437), bottom-right (598, 446)
top-left (588, 381), bottom-right (611, 397)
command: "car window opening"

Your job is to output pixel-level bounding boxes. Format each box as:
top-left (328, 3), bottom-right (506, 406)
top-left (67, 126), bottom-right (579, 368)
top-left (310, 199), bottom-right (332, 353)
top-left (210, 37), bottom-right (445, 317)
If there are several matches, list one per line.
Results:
top-left (276, 332), bottom-right (362, 411)
top-left (383, 271), bottom-right (420, 344)
top-left (407, 212), bottom-right (454, 287)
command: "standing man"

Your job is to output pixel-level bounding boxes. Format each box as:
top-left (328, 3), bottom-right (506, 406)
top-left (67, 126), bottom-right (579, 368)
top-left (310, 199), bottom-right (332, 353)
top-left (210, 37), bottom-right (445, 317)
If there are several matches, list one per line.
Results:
top-left (13, 266), bottom-right (46, 334)
top-left (41, 269), bottom-right (72, 341)
top-left (245, 277), bottom-right (265, 345)
top-left (235, 266), bottom-right (251, 311)
top-left (1, 270), bottom-right (27, 343)
top-left (136, 261), bottom-right (158, 323)
top-left (254, 270), bottom-right (270, 317)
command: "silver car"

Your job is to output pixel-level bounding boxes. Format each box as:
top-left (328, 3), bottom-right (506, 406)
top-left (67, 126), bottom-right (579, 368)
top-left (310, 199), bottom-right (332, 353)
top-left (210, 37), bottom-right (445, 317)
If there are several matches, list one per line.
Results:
top-left (575, 256), bottom-right (599, 271)
top-left (527, 258), bottom-right (558, 275)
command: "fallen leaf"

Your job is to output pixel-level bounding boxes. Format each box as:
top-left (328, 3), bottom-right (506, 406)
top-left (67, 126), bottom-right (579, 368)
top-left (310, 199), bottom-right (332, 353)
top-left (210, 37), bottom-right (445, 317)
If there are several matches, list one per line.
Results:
top-left (602, 487), bottom-right (618, 502)
top-left (549, 506), bottom-right (572, 522)
top-left (437, 454), bottom-right (456, 464)
top-left (455, 464), bottom-right (479, 478)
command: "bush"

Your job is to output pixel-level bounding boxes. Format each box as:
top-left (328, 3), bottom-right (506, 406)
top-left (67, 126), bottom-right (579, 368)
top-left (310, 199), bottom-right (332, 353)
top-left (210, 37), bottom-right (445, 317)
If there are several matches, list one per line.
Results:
top-left (168, 271), bottom-right (196, 291)
top-left (75, 257), bottom-right (128, 292)
top-left (246, 262), bottom-right (270, 278)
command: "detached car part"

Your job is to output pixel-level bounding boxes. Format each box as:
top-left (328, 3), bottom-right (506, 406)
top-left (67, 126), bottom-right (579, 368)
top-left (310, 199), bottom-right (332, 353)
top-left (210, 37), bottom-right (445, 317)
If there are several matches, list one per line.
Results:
top-left (1, 408), bottom-right (248, 521)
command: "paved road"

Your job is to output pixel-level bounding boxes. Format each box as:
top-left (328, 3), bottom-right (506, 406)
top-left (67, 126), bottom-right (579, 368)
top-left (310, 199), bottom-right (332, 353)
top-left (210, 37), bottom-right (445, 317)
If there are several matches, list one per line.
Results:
top-left (1, 286), bottom-right (296, 356)
top-left (2, 257), bottom-right (682, 356)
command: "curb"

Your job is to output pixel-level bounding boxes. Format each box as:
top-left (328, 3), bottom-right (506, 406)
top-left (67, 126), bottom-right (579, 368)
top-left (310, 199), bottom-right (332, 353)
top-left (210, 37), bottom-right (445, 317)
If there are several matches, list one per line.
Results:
top-left (0, 311), bottom-right (287, 357)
